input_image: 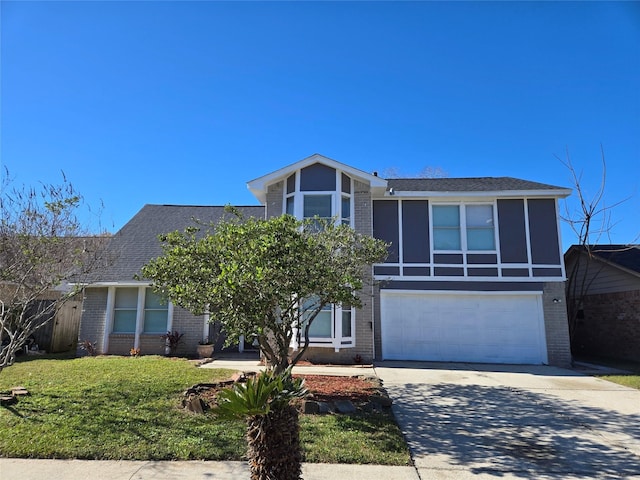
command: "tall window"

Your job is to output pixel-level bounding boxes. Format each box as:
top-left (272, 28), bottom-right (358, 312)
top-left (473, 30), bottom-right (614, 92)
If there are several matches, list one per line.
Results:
top-left (341, 196), bottom-right (351, 225)
top-left (433, 205), bottom-right (461, 250)
top-left (432, 204), bottom-right (495, 251)
top-left (113, 288), bottom-right (138, 333)
top-left (143, 290), bottom-right (169, 333)
top-left (466, 205), bottom-right (495, 250)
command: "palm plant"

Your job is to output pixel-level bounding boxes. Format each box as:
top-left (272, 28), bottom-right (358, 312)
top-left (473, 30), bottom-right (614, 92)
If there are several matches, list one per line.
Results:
top-left (215, 368), bottom-right (307, 480)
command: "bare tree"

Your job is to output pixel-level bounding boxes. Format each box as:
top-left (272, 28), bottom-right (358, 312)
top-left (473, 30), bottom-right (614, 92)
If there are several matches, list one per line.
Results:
top-left (560, 146), bottom-right (636, 348)
top-left (0, 170), bottom-right (107, 372)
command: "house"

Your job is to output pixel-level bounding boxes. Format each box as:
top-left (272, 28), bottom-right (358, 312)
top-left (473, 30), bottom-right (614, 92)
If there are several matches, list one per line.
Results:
top-left (79, 153), bottom-right (573, 366)
top-left (564, 245), bottom-right (640, 362)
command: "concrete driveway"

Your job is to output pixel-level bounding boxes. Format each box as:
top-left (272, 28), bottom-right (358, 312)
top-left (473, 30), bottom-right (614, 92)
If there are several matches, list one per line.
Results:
top-left (374, 362), bottom-right (640, 479)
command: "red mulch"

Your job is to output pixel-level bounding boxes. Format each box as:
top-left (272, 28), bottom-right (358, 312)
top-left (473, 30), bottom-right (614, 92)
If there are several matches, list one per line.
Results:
top-left (195, 374), bottom-right (379, 409)
top-left (297, 375), bottom-right (377, 403)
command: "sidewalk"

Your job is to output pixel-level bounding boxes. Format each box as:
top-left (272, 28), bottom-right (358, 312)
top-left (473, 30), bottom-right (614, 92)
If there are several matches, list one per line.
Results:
top-left (0, 458), bottom-right (419, 480)
top-left (199, 357), bottom-right (377, 377)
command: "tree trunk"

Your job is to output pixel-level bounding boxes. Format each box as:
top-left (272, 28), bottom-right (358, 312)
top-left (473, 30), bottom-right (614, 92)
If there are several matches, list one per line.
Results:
top-left (246, 405), bottom-right (302, 480)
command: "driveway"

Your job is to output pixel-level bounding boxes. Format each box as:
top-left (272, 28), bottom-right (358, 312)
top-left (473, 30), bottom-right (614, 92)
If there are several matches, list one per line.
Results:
top-left (374, 362), bottom-right (640, 479)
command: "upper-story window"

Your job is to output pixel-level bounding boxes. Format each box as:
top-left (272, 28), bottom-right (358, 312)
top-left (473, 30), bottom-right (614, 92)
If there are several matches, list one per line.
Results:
top-left (432, 204), bottom-right (495, 251)
top-left (283, 165), bottom-right (352, 227)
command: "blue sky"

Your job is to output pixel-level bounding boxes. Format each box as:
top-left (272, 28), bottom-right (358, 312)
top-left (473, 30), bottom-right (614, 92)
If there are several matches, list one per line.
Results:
top-left (2, 1), bottom-right (639, 248)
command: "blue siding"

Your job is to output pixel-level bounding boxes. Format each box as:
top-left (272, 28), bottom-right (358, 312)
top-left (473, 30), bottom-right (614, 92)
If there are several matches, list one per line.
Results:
top-left (373, 200), bottom-right (400, 263)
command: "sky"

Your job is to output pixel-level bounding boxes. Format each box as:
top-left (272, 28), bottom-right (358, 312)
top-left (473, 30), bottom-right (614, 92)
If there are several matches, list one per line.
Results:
top-left (1, 1), bottom-right (639, 249)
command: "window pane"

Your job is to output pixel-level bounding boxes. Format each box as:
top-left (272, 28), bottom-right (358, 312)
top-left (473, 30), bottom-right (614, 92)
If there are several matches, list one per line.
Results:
top-left (434, 228), bottom-right (461, 250)
top-left (286, 196), bottom-right (295, 216)
top-left (432, 205), bottom-right (460, 227)
top-left (341, 196), bottom-right (350, 220)
top-left (144, 290), bottom-right (165, 309)
top-left (466, 205), bottom-right (494, 227)
top-left (144, 310), bottom-right (168, 333)
top-left (113, 310), bottom-right (136, 333)
top-left (115, 288), bottom-right (138, 308)
top-left (467, 228), bottom-right (495, 250)
top-left (286, 173), bottom-right (296, 194)
top-left (308, 311), bottom-right (332, 338)
top-left (341, 310), bottom-right (352, 337)
top-left (303, 195), bottom-right (332, 218)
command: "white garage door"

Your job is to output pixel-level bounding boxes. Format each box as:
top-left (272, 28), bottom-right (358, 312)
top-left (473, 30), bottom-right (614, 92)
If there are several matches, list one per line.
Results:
top-left (380, 291), bottom-right (548, 364)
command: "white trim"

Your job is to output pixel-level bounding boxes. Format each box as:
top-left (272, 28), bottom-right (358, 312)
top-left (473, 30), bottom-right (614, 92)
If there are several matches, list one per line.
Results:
top-left (375, 275), bottom-right (566, 282)
top-left (554, 199), bottom-right (567, 279)
top-left (523, 198), bottom-right (533, 277)
top-left (203, 308), bottom-right (210, 344)
top-left (103, 286), bottom-right (116, 353)
top-left (166, 302), bottom-right (174, 332)
top-left (85, 281), bottom-right (151, 287)
top-left (377, 189), bottom-right (571, 199)
top-left (397, 200), bottom-right (403, 264)
top-left (248, 154), bottom-right (387, 204)
top-left (134, 286), bottom-right (145, 350)
top-left (380, 289), bottom-right (544, 296)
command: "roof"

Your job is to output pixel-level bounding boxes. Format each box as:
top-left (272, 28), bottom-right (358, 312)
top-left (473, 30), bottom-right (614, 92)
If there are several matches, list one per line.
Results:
top-left (86, 205), bottom-right (265, 283)
top-left (387, 177), bottom-right (571, 196)
top-left (566, 244), bottom-right (640, 277)
top-left (247, 153), bottom-right (388, 203)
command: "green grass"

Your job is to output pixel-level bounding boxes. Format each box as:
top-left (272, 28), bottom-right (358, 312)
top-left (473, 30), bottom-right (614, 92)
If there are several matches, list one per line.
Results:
top-left (576, 354), bottom-right (640, 390)
top-left (0, 355), bottom-right (410, 464)
top-left (597, 375), bottom-right (640, 390)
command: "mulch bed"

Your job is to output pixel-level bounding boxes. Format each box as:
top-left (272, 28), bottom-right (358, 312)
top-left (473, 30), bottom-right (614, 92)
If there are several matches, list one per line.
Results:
top-left (185, 373), bottom-right (386, 414)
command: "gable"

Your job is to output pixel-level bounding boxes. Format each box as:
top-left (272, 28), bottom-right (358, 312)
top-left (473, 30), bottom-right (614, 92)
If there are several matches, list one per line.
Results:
top-left (565, 246), bottom-right (640, 295)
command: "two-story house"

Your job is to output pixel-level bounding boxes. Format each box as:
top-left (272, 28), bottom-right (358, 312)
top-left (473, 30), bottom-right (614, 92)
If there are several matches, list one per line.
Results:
top-left (79, 154), bottom-right (572, 366)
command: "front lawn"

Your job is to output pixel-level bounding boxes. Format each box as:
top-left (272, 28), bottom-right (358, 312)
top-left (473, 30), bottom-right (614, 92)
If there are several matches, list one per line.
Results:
top-left (0, 355), bottom-right (409, 464)
top-left (576, 355), bottom-right (640, 390)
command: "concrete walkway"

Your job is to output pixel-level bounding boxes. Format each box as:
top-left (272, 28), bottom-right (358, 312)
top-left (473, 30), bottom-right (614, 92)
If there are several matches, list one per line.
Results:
top-left (0, 459), bottom-right (418, 480)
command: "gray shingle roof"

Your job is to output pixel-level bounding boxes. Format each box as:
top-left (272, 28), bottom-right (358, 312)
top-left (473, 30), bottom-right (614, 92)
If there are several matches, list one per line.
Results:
top-left (387, 177), bottom-right (568, 192)
top-left (90, 205), bottom-right (265, 283)
top-left (569, 244), bottom-right (640, 276)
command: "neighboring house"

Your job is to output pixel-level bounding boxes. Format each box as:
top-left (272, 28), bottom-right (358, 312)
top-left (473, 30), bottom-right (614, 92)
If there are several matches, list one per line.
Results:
top-left (564, 245), bottom-right (640, 362)
top-left (79, 154), bottom-right (573, 366)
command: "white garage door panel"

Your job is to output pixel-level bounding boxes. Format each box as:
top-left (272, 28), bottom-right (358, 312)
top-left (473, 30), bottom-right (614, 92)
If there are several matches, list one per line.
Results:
top-left (381, 292), bottom-right (547, 364)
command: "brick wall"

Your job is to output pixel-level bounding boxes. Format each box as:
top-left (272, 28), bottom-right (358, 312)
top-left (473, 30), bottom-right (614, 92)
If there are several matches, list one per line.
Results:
top-left (171, 306), bottom-right (208, 356)
top-left (542, 281), bottom-right (572, 367)
top-left (78, 288), bottom-right (108, 354)
top-left (266, 181), bottom-right (283, 218)
top-left (573, 289), bottom-right (640, 362)
top-left (108, 334), bottom-right (135, 355)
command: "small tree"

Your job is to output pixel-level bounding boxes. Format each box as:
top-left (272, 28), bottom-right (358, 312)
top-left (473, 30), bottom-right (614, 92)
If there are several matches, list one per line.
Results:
top-left (141, 211), bottom-right (388, 374)
top-left (215, 369), bottom-right (307, 480)
top-left (0, 171), bottom-right (106, 372)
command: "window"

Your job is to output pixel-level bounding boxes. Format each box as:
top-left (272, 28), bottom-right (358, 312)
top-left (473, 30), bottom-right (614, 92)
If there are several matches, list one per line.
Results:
top-left (433, 205), bottom-right (461, 250)
top-left (303, 195), bottom-right (332, 220)
top-left (466, 205), bottom-right (495, 250)
top-left (432, 204), bottom-right (495, 251)
top-left (113, 288), bottom-right (138, 333)
top-left (143, 290), bottom-right (168, 333)
top-left (308, 303), bottom-right (332, 338)
top-left (341, 196), bottom-right (351, 225)
top-left (341, 308), bottom-right (352, 337)
top-left (286, 196), bottom-right (295, 216)
top-left (112, 287), bottom-right (170, 334)
top-left (299, 297), bottom-right (354, 349)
